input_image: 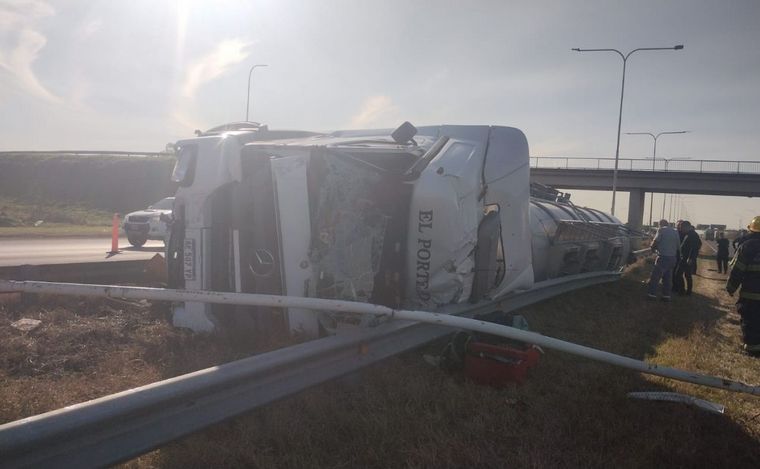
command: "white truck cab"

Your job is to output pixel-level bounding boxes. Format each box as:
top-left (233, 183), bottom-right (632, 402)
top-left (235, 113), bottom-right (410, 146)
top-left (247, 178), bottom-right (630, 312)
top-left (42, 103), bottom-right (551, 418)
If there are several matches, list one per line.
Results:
top-left (167, 122), bottom-right (631, 335)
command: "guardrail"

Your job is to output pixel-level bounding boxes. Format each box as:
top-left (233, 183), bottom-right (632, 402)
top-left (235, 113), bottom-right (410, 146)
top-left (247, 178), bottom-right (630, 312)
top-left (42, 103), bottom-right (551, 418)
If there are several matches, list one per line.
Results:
top-left (0, 259), bottom-right (158, 285)
top-left (0, 272), bottom-right (621, 468)
top-left (531, 157), bottom-right (760, 174)
top-left (0, 150), bottom-right (166, 158)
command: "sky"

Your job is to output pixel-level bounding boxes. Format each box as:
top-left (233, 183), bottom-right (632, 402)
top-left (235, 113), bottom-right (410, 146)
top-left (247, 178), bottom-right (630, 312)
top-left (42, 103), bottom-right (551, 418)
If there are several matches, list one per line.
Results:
top-left (0, 0), bottom-right (758, 228)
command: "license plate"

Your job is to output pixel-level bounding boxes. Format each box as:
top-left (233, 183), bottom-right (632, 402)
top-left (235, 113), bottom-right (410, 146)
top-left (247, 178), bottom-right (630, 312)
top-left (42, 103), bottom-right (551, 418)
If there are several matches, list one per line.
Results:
top-left (125, 223), bottom-right (148, 233)
top-left (183, 238), bottom-right (196, 281)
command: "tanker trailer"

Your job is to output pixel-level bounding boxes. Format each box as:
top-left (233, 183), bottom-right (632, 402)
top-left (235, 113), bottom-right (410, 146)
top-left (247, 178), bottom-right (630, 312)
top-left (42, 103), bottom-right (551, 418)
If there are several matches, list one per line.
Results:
top-left (529, 186), bottom-right (631, 282)
top-left (166, 122), bottom-right (634, 336)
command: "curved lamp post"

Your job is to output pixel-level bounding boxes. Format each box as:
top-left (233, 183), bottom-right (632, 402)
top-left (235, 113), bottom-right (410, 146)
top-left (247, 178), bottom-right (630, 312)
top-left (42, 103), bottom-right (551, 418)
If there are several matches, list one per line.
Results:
top-left (626, 130), bottom-right (689, 227)
top-left (572, 45), bottom-right (684, 216)
top-left (245, 64), bottom-right (268, 122)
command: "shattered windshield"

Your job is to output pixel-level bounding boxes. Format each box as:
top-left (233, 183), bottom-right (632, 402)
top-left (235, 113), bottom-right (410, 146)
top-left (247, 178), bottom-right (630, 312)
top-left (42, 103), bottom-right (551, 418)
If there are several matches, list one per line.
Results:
top-left (308, 150), bottom-right (391, 303)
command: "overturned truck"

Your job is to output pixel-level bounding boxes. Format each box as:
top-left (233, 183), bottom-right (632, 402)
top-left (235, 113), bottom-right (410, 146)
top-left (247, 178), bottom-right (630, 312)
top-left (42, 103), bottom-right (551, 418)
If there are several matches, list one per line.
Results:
top-left (167, 122), bottom-right (633, 335)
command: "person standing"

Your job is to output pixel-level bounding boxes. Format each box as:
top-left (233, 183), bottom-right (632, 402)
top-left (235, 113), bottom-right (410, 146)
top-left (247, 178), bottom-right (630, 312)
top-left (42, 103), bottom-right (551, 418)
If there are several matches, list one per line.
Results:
top-left (648, 219), bottom-right (681, 301)
top-left (716, 231), bottom-right (730, 274)
top-left (726, 216), bottom-right (760, 357)
top-left (679, 221), bottom-right (702, 295)
top-left (733, 229), bottom-right (748, 251)
top-left (672, 220), bottom-right (685, 294)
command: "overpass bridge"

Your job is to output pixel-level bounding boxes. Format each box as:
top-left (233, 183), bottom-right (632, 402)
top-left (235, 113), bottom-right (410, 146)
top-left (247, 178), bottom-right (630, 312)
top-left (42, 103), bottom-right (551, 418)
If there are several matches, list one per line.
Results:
top-left (529, 157), bottom-right (760, 231)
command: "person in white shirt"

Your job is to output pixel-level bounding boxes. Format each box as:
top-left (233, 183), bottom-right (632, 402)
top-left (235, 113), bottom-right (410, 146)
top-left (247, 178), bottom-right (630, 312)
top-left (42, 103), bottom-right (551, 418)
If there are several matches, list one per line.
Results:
top-left (647, 219), bottom-right (681, 301)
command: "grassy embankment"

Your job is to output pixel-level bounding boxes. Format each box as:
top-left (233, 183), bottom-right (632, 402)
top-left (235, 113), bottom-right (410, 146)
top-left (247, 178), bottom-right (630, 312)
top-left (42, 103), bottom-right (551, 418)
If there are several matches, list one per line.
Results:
top-left (0, 197), bottom-right (113, 238)
top-left (0, 153), bottom-right (175, 237)
top-left (2, 256), bottom-right (759, 467)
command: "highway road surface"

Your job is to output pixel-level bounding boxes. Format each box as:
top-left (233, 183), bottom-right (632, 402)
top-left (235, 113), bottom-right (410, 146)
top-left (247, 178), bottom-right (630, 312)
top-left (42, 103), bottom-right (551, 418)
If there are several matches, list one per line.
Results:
top-left (0, 237), bottom-right (164, 267)
top-left (702, 239), bottom-right (737, 257)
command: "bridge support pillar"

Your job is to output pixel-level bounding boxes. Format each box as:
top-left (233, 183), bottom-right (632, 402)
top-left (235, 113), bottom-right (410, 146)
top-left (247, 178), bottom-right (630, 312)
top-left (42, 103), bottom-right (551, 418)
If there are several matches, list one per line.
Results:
top-left (627, 189), bottom-right (645, 248)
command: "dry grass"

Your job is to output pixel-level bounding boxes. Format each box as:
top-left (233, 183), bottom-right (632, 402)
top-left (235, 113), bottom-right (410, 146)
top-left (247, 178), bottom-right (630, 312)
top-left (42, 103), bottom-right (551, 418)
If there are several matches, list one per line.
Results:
top-left (2, 260), bottom-right (759, 468)
top-left (0, 294), bottom-right (273, 424)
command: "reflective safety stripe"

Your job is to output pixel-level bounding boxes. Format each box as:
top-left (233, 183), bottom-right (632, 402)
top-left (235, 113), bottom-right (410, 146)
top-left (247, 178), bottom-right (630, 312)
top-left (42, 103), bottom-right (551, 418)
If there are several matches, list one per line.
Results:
top-left (730, 262), bottom-right (760, 271)
top-left (739, 291), bottom-right (760, 301)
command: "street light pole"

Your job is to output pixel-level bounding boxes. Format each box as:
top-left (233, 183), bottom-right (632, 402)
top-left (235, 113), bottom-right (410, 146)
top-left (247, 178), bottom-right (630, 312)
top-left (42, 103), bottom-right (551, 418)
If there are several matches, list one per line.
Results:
top-left (658, 156), bottom-right (692, 221)
top-left (572, 45), bottom-right (684, 216)
top-left (625, 130), bottom-right (688, 226)
top-left (246, 64), bottom-right (268, 122)
top-left (676, 195), bottom-right (681, 220)
top-left (668, 194), bottom-right (672, 221)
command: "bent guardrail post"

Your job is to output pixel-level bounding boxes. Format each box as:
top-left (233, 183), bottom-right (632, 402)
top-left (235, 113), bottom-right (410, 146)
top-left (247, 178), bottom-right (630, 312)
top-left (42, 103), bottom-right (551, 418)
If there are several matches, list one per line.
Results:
top-left (0, 274), bottom-right (757, 468)
top-left (0, 274), bottom-right (620, 468)
top-left (1, 279), bottom-right (757, 397)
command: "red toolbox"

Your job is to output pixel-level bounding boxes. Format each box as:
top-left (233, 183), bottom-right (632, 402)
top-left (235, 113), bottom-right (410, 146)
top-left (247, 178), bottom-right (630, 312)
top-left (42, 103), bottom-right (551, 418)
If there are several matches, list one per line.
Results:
top-left (464, 342), bottom-right (540, 387)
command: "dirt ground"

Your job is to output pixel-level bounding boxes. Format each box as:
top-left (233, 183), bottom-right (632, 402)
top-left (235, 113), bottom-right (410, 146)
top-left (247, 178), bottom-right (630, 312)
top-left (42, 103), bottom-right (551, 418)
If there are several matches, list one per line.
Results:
top-left (2, 255), bottom-right (759, 468)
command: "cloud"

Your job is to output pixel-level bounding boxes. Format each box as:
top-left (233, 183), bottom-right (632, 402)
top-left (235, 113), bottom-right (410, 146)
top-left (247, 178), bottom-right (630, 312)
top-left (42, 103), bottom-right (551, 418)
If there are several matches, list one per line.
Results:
top-left (0, 28), bottom-right (58, 102)
top-left (170, 109), bottom-right (207, 135)
top-left (0, 0), bottom-right (57, 102)
top-left (0, 0), bottom-right (53, 28)
top-left (77, 18), bottom-right (103, 40)
top-left (172, 38), bottom-right (254, 134)
top-left (181, 39), bottom-right (252, 98)
top-left (350, 95), bottom-right (399, 128)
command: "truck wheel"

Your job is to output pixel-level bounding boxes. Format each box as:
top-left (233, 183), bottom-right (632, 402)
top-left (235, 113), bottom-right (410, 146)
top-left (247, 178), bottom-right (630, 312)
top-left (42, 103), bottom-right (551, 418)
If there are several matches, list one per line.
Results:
top-left (128, 235), bottom-right (147, 247)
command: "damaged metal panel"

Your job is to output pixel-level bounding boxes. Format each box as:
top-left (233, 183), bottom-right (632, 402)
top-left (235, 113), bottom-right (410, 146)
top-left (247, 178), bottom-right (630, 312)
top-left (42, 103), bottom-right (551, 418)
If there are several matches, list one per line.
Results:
top-left (482, 126), bottom-right (534, 296)
top-left (406, 136), bottom-right (486, 308)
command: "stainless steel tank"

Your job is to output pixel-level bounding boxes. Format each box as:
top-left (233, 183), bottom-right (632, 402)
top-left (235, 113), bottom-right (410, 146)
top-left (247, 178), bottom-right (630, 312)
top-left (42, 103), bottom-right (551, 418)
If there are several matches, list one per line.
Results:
top-left (529, 199), bottom-right (630, 282)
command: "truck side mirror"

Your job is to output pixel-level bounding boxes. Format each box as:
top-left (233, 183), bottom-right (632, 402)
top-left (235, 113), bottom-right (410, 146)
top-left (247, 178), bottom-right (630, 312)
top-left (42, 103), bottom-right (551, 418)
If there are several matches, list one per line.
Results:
top-left (391, 121), bottom-right (417, 145)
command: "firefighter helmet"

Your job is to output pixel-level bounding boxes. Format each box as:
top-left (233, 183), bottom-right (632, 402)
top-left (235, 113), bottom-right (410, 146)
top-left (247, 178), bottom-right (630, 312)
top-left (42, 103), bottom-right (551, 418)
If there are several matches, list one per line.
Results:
top-left (749, 216), bottom-right (760, 233)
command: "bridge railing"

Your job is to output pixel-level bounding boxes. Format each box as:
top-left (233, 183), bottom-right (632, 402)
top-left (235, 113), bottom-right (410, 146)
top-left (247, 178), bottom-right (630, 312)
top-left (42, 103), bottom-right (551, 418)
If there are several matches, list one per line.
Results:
top-left (530, 157), bottom-right (760, 174)
top-left (0, 150), bottom-right (166, 158)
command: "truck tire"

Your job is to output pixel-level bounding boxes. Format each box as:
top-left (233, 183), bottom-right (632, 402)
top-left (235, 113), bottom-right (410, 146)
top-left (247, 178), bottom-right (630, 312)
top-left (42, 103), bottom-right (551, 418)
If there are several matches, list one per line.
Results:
top-left (127, 235), bottom-right (147, 248)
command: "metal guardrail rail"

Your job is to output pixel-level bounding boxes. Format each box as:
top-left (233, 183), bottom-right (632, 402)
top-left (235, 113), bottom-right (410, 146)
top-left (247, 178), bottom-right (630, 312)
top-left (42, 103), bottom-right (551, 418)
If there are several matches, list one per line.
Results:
top-left (0, 150), bottom-right (166, 158)
top-left (531, 157), bottom-right (760, 174)
top-left (4, 152), bottom-right (756, 171)
top-left (632, 247), bottom-right (652, 256)
top-left (0, 260), bottom-right (156, 285)
top-left (0, 272), bottom-right (620, 468)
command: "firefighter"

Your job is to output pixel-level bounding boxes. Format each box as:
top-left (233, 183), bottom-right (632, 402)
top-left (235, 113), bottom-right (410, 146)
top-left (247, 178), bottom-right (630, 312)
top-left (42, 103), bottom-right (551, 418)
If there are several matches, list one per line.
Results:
top-left (726, 216), bottom-right (760, 357)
